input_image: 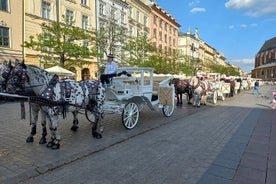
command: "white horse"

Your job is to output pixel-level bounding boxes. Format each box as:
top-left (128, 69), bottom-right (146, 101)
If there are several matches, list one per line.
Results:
top-left (5, 61), bottom-right (105, 149)
top-left (189, 76), bottom-right (207, 107)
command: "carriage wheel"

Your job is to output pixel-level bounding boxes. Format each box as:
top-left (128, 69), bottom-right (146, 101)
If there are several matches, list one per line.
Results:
top-left (122, 102), bottom-right (140, 129)
top-left (212, 91), bottom-right (218, 104)
top-left (162, 105), bottom-right (174, 117)
top-left (85, 109), bottom-right (95, 123)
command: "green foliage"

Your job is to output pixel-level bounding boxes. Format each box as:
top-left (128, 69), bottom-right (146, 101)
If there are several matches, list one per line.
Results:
top-left (122, 33), bottom-right (156, 66)
top-left (22, 17), bottom-right (96, 68)
top-left (206, 62), bottom-right (240, 76)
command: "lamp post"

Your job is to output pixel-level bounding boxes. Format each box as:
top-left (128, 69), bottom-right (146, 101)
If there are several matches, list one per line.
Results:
top-left (191, 43), bottom-right (196, 75)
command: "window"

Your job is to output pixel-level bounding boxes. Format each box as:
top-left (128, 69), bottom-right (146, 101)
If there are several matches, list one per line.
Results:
top-left (81, 0), bottom-right (88, 6)
top-left (129, 26), bottom-right (133, 37)
top-left (0, 0), bottom-right (8, 11)
top-left (99, 3), bottom-right (104, 15)
top-left (66, 9), bottom-right (74, 25)
top-left (159, 20), bottom-right (162, 28)
top-left (121, 13), bottom-right (125, 24)
top-left (42, 1), bottom-right (51, 19)
top-left (0, 26), bottom-right (9, 47)
top-left (153, 15), bottom-right (157, 25)
top-left (82, 15), bottom-right (88, 30)
top-left (153, 28), bottom-right (156, 38)
top-left (129, 7), bottom-right (132, 19)
top-left (111, 9), bottom-right (116, 19)
top-left (136, 11), bottom-right (140, 22)
top-left (143, 16), bottom-right (148, 26)
top-left (159, 31), bottom-right (162, 41)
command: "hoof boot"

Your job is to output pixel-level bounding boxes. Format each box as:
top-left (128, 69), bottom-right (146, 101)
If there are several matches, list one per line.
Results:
top-left (71, 125), bottom-right (78, 132)
top-left (39, 137), bottom-right (47, 144)
top-left (47, 141), bottom-right (55, 148)
top-left (92, 132), bottom-right (102, 139)
top-left (51, 143), bottom-right (60, 150)
top-left (26, 137), bottom-right (34, 143)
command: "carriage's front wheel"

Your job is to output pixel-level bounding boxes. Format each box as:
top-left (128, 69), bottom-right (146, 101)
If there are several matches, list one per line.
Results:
top-left (212, 91), bottom-right (218, 104)
top-left (122, 102), bottom-right (139, 129)
top-left (162, 105), bottom-right (174, 117)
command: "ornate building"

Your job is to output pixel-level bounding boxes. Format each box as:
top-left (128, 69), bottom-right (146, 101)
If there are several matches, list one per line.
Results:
top-left (149, 3), bottom-right (180, 54)
top-left (0, 0), bottom-right (23, 62)
top-left (252, 37), bottom-right (276, 81)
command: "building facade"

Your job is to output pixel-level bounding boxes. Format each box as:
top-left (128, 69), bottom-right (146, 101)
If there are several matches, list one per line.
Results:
top-left (0, 0), bottom-right (24, 62)
top-left (24, 0), bottom-right (97, 80)
top-left (178, 28), bottom-right (227, 74)
top-left (252, 37), bottom-right (276, 81)
top-left (150, 3), bottom-right (180, 54)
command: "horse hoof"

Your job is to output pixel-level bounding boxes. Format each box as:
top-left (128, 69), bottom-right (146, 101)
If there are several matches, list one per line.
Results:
top-left (39, 137), bottom-right (47, 144)
top-left (51, 143), bottom-right (60, 150)
top-left (197, 106), bottom-right (200, 108)
top-left (188, 102), bottom-right (192, 105)
top-left (92, 132), bottom-right (102, 139)
top-left (71, 125), bottom-right (78, 132)
top-left (26, 137), bottom-right (34, 143)
top-left (46, 141), bottom-right (54, 148)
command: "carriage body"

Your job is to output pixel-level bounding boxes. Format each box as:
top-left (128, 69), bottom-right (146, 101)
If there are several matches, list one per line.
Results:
top-left (102, 67), bottom-right (175, 129)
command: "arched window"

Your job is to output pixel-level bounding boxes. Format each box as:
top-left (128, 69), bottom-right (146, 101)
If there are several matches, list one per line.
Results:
top-left (82, 68), bottom-right (90, 80)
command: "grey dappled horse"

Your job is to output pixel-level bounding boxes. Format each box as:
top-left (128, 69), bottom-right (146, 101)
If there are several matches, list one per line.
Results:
top-left (5, 61), bottom-right (105, 149)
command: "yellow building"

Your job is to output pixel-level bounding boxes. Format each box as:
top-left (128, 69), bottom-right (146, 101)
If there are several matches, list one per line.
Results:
top-left (24, 0), bottom-right (97, 80)
top-left (0, 0), bottom-right (24, 62)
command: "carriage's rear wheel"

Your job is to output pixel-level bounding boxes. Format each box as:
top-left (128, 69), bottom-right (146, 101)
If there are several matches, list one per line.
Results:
top-left (85, 109), bottom-right (95, 123)
top-left (122, 102), bottom-right (139, 129)
top-left (162, 105), bottom-right (174, 117)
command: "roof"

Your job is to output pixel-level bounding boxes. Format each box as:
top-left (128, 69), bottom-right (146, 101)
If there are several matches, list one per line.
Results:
top-left (258, 37), bottom-right (276, 54)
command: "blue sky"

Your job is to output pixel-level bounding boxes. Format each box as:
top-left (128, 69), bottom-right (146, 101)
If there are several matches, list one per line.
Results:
top-left (154, 0), bottom-right (276, 72)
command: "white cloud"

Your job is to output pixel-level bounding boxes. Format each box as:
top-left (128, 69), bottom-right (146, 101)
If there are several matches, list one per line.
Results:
top-left (189, 0), bottom-right (200, 6)
top-left (230, 58), bottom-right (254, 64)
top-left (240, 24), bottom-right (248, 28)
top-left (190, 7), bottom-right (206, 13)
top-left (225, 0), bottom-right (276, 17)
top-left (228, 25), bottom-right (235, 29)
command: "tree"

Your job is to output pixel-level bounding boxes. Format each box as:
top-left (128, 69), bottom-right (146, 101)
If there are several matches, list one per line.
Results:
top-left (122, 33), bottom-right (156, 66)
top-left (23, 17), bottom-right (97, 68)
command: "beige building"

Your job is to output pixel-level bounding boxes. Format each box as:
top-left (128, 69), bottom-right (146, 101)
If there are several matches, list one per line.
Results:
top-left (0, 0), bottom-right (24, 62)
top-left (150, 3), bottom-right (180, 54)
top-left (178, 28), bottom-right (227, 74)
top-left (24, 0), bottom-right (97, 80)
top-left (252, 37), bottom-right (276, 81)
top-left (126, 0), bottom-right (151, 37)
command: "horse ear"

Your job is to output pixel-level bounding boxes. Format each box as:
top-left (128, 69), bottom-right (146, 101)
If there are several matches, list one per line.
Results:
top-left (8, 60), bottom-right (12, 67)
top-left (22, 59), bottom-right (25, 64)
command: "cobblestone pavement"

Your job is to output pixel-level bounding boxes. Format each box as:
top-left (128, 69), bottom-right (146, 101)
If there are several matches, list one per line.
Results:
top-left (0, 85), bottom-right (275, 184)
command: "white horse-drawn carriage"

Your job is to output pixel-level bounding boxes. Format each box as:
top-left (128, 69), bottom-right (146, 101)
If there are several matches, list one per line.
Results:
top-left (101, 67), bottom-right (175, 129)
top-left (0, 62), bottom-right (175, 149)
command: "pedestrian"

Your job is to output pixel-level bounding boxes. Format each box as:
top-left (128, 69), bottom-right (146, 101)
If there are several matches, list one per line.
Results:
top-left (252, 80), bottom-right (261, 95)
top-left (100, 53), bottom-right (118, 87)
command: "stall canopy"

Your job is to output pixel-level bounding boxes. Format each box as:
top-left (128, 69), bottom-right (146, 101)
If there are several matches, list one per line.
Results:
top-left (45, 66), bottom-right (76, 77)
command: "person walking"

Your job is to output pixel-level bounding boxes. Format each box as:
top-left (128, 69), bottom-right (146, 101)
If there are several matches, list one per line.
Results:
top-left (100, 54), bottom-right (118, 87)
top-left (252, 80), bottom-right (261, 95)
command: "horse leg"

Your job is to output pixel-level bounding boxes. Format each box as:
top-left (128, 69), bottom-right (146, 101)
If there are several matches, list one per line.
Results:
top-left (176, 92), bottom-right (180, 105)
top-left (92, 113), bottom-right (103, 139)
top-left (179, 93), bottom-right (183, 104)
top-left (26, 105), bottom-right (39, 143)
top-left (71, 111), bottom-right (79, 132)
top-left (46, 113), bottom-right (60, 150)
top-left (39, 110), bottom-right (47, 144)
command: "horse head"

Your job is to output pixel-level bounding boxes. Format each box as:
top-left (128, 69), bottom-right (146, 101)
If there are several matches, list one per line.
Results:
top-left (0, 61), bottom-right (14, 92)
top-left (5, 60), bottom-right (29, 94)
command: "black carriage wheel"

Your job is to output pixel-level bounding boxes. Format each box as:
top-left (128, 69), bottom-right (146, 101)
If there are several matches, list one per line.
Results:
top-left (85, 109), bottom-right (95, 123)
top-left (162, 105), bottom-right (174, 117)
top-left (122, 102), bottom-right (139, 129)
